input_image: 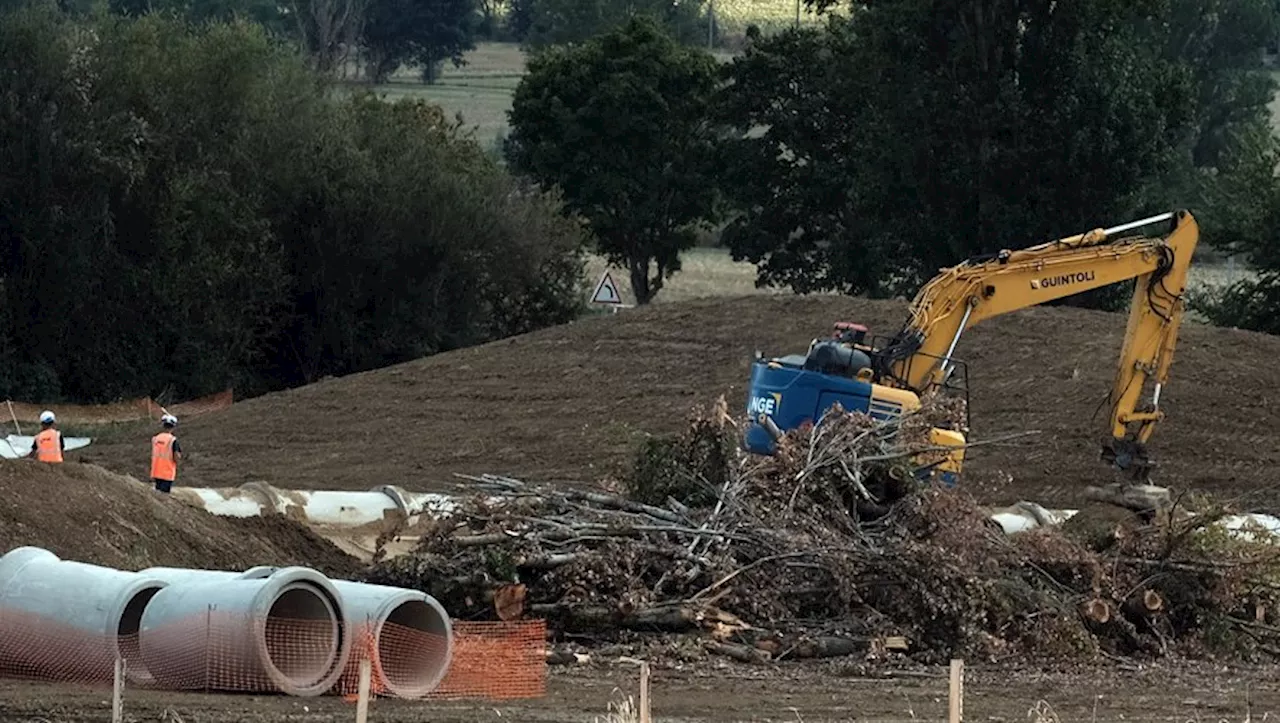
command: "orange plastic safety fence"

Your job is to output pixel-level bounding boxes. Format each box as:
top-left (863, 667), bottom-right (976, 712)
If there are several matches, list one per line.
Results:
top-left (5, 397), bottom-right (152, 426)
top-left (0, 608), bottom-right (546, 701)
top-left (155, 389), bottom-right (234, 420)
top-left (2, 389), bottom-right (233, 426)
top-left (430, 620), bottom-right (547, 700)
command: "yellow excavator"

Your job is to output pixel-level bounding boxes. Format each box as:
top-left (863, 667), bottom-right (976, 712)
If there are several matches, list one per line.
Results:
top-left (742, 209), bottom-right (1200, 485)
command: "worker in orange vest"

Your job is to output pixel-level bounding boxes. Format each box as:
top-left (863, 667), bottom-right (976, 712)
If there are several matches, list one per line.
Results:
top-left (150, 414), bottom-right (182, 493)
top-left (27, 410), bottom-right (64, 463)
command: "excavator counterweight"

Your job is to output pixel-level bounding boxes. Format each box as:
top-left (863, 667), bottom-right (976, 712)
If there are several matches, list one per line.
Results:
top-left (743, 210), bottom-right (1200, 487)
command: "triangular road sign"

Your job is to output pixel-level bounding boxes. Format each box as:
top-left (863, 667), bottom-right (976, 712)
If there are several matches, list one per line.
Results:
top-left (590, 270), bottom-right (624, 305)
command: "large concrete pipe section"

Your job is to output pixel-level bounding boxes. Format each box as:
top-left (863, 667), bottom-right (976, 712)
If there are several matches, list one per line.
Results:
top-left (331, 580), bottom-right (452, 698)
top-left (137, 566), bottom-right (350, 696)
top-left (0, 547), bottom-right (167, 683)
top-left (172, 483), bottom-right (459, 524)
top-left (223, 566), bottom-right (454, 698)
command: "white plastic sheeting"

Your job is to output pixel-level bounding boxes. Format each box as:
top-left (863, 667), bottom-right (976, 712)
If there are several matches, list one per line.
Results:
top-left (986, 501), bottom-right (1280, 543)
top-left (986, 502), bottom-right (1079, 535)
top-left (0, 434), bottom-right (92, 459)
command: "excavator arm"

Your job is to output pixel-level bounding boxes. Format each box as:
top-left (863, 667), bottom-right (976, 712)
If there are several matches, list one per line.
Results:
top-left (875, 210), bottom-right (1199, 478)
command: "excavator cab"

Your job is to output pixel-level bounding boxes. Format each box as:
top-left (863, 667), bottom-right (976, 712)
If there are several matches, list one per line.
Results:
top-left (743, 321), bottom-right (968, 487)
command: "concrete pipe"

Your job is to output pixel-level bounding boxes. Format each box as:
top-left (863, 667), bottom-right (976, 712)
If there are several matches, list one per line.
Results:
top-left (172, 483), bottom-right (460, 525)
top-left (331, 580), bottom-right (453, 698)
top-left (0, 546), bottom-right (168, 684)
top-left (137, 566), bottom-right (350, 696)
top-left (239, 568), bottom-right (454, 698)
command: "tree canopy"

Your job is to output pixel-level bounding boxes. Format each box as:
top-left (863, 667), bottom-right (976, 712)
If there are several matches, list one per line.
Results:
top-left (716, 0), bottom-right (1280, 307)
top-left (505, 15), bottom-right (720, 304)
top-left (0, 4), bottom-right (587, 402)
top-left (361, 0), bottom-right (480, 82)
top-left (510, 0), bottom-right (708, 48)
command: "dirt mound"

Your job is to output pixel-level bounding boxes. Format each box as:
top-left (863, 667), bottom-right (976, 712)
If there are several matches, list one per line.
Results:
top-left (79, 295), bottom-right (1280, 511)
top-left (0, 461), bottom-right (360, 576)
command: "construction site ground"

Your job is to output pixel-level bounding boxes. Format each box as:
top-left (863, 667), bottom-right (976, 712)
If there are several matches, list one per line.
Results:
top-left (10, 294), bottom-right (1280, 719)
top-left (77, 295), bottom-right (1280, 511)
top-left (3, 661), bottom-right (1280, 722)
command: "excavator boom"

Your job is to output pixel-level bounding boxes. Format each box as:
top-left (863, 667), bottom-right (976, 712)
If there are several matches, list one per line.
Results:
top-left (743, 209), bottom-right (1200, 482)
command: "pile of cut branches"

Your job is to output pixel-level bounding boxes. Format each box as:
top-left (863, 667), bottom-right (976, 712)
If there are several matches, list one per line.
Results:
top-left (366, 395), bottom-right (1280, 665)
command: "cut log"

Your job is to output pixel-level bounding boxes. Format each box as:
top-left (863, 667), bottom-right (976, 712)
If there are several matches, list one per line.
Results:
top-left (527, 603), bottom-right (734, 633)
top-left (1080, 598), bottom-right (1113, 625)
top-left (516, 553), bottom-right (580, 569)
top-left (883, 635), bottom-right (909, 651)
top-left (1122, 589), bottom-right (1164, 620)
top-left (561, 489), bottom-right (685, 523)
top-left (493, 583), bottom-right (527, 621)
top-left (1084, 483), bottom-right (1172, 513)
top-left (779, 636), bottom-right (866, 660)
top-left (1060, 503), bottom-right (1144, 552)
top-left (545, 649), bottom-right (589, 665)
top-left (706, 641), bottom-right (772, 664)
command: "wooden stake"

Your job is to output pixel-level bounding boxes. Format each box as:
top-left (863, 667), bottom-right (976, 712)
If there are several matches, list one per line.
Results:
top-left (639, 661), bottom-right (651, 723)
top-left (948, 659), bottom-right (963, 723)
top-left (355, 658), bottom-right (372, 723)
top-left (111, 656), bottom-right (125, 723)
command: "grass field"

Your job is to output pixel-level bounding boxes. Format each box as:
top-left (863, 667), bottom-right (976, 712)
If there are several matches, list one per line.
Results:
top-left (583, 247), bottom-right (1255, 307)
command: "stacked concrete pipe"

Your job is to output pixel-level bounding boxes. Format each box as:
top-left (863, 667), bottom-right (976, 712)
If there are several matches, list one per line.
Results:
top-left (137, 566), bottom-right (350, 696)
top-left (0, 547), bottom-right (168, 684)
top-left (219, 566), bottom-right (453, 698)
top-left (330, 580), bottom-right (452, 698)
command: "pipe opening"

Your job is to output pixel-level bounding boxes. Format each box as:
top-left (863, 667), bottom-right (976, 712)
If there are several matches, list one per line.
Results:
top-left (264, 583), bottom-right (340, 686)
top-left (379, 600), bottom-right (450, 692)
top-left (117, 586), bottom-right (162, 676)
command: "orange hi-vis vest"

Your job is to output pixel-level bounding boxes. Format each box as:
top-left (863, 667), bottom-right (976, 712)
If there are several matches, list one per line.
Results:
top-left (151, 432), bottom-right (177, 481)
top-left (34, 429), bottom-right (62, 463)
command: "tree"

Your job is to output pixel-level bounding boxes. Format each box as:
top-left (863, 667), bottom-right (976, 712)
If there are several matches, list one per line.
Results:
top-left (505, 15), bottom-right (720, 304)
top-left (512, 0), bottom-right (708, 49)
top-left (1187, 126), bottom-right (1280, 334)
top-left (716, 0), bottom-right (1276, 307)
top-left (0, 6), bottom-right (588, 402)
top-left (361, 0), bottom-right (479, 83)
top-left (107, 0), bottom-right (291, 36)
top-left (289, 0), bottom-right (366, 74)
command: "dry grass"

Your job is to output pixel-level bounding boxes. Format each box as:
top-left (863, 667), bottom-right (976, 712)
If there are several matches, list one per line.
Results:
top-left (594, 692), bottom-right (640, 723)
top-left (583, 247), bottom-right (1255, 307)
top-left (333, 43), bottom-right (526, 144)
top-left (584, 247), bottom-right (797, 305)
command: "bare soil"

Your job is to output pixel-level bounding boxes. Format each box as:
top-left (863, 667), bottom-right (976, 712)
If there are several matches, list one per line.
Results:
top-left (78, 295), bottom-right (1280, 512)
top-left (0, 461), bottom-right (360, 576)
top-left (3, 661), bottom-right (1280, 722)
top-left (6, 296), bottom-right (1280, 719)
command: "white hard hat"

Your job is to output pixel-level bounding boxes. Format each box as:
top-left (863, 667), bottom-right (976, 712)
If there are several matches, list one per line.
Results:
top-left (161, 413), bottom-right (178, 427)
top-left (39, 410), bottom-right (55, 424)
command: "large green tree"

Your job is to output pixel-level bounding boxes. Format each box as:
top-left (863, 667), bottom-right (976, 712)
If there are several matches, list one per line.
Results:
top-left (505, 15), bottom-right (720, 304)
top-left (717, 0), bottom-right (1278, 305)
top-left (0, 4), bottom-right (587, 402)
top-left (361, 0), bottom-right (479, 82)
top-left (510, 0), bottom-right (708, 48)
top-left (1188, 126), bottom-right (1280, 335)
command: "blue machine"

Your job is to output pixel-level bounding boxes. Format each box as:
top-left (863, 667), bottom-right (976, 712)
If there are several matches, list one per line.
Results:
top-left (741, 322), bottom-right (964, 487)
top-left (742, 355), bottom-right (907, 456)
